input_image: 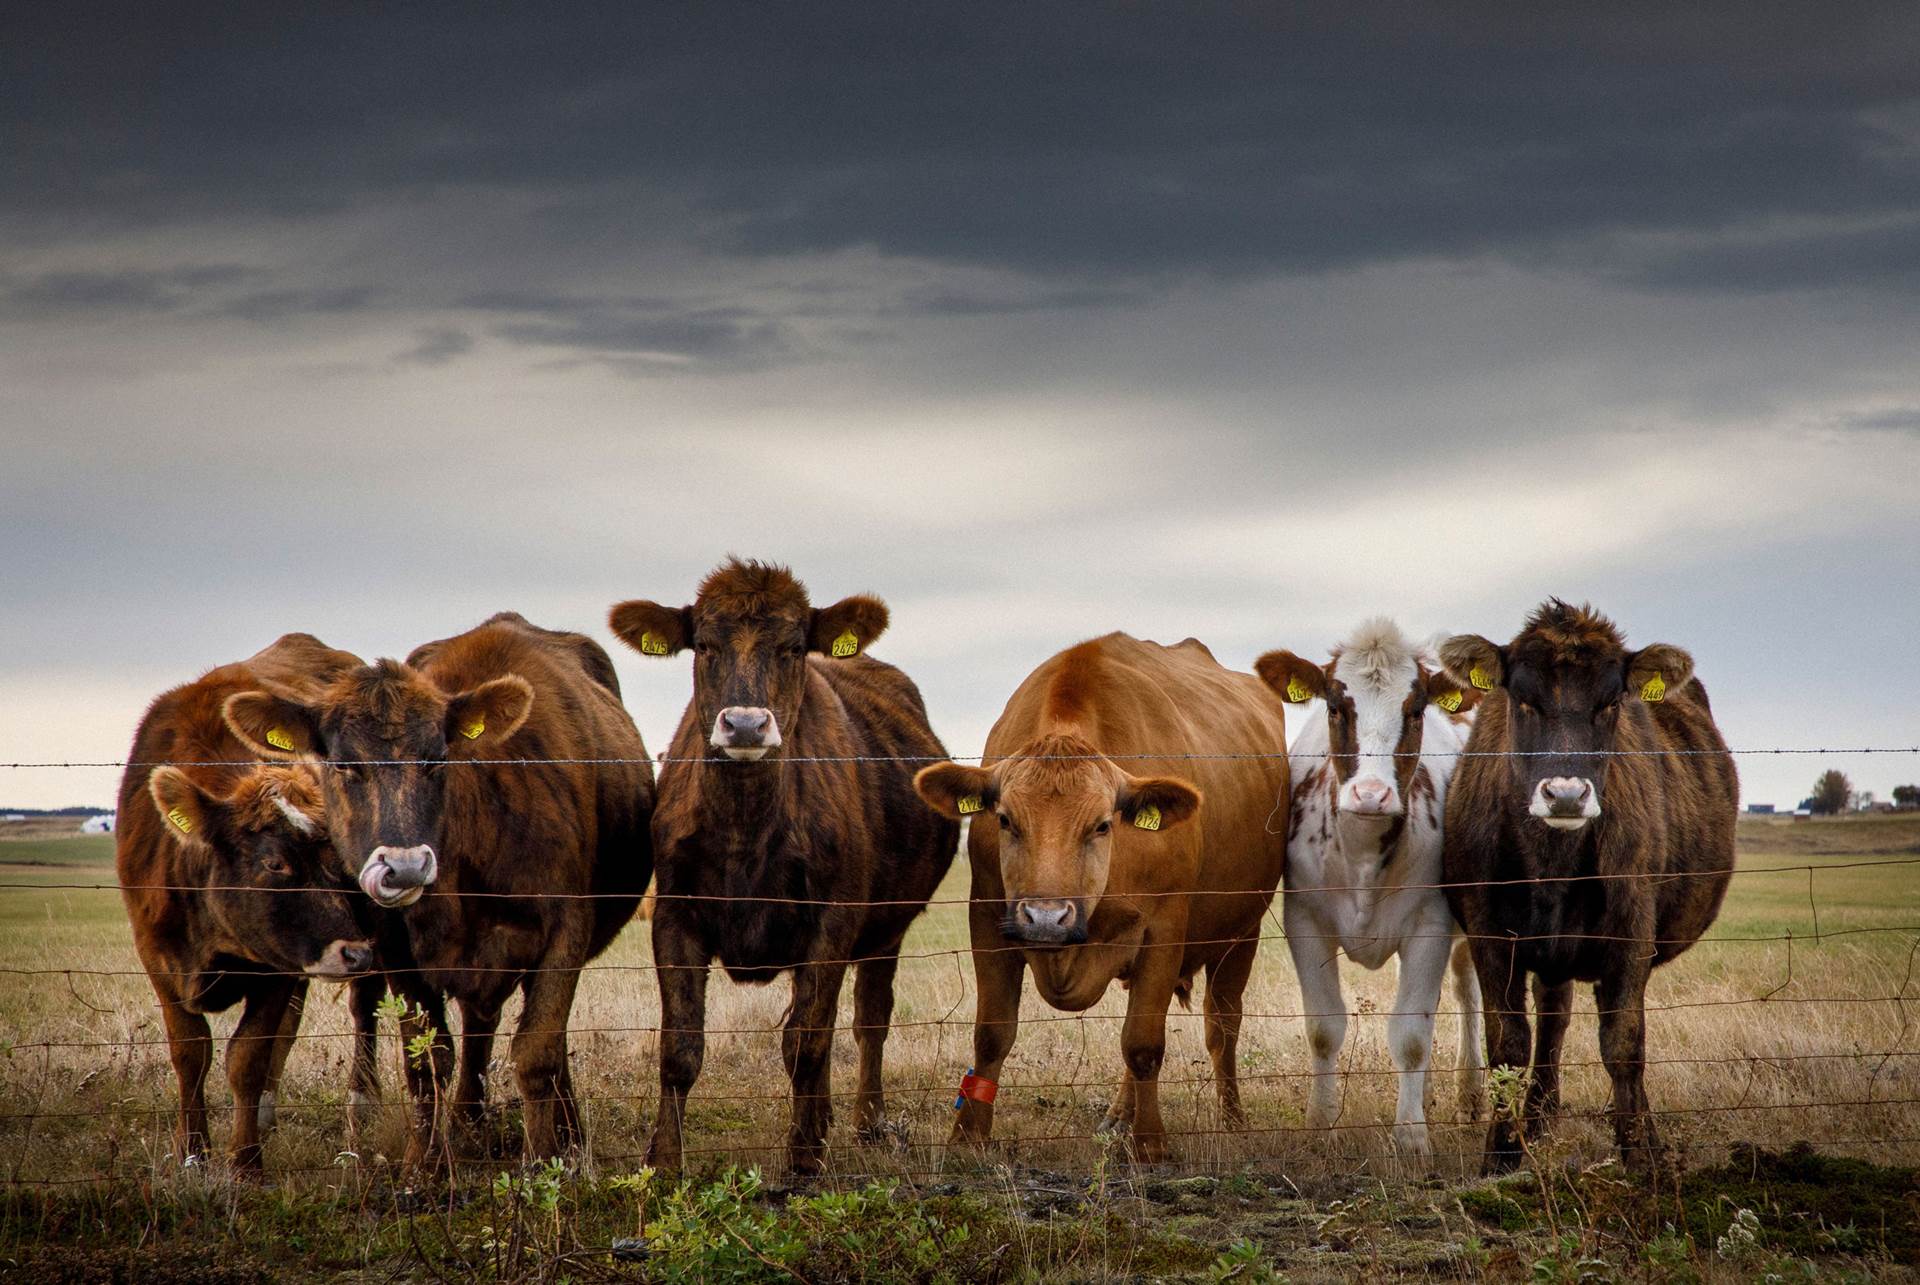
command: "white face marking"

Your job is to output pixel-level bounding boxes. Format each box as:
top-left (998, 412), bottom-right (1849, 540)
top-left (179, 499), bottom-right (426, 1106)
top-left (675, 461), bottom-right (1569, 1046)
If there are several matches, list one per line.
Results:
top-left (720, 745), bottom-right (770, 761)
top-left (1529, 777), bottom-right (1601, 829)
top-left (1330, 619), bottom-right (1422, 818)
top-left (271, 793), bottom-right (318, 836)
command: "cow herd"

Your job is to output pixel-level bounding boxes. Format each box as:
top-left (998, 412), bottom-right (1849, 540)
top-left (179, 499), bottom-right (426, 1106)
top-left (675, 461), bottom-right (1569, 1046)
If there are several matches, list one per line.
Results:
top-left (115, 558), bottom-right (1737, 1182)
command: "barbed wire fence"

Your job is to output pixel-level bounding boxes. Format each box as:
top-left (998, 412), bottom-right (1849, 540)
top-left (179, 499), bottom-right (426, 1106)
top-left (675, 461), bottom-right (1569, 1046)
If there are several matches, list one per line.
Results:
top-left (1, 744), bottom-right (1917, 1192)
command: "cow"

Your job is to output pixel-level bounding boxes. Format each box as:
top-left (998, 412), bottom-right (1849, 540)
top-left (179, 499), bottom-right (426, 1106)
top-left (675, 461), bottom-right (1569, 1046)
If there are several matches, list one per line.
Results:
top-left (1439, 600), bottom-right (1736, 1174)
top-left (609, 559), bottom-right (957, 1175)
top-left (117, 633), bottom-right (377, 1172)
top-left (1255, 619), bottom-right (1484, 1166)
top-left (221, 612), bottom-right (654, 1166)
top-left (913, 632), bottom-right (1290, 1163)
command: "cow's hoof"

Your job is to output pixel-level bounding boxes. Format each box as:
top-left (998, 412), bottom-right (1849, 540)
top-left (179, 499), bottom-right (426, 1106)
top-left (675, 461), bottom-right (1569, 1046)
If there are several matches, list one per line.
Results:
top-left (1391, 1123), bottom-right (1434, 1172)
top-left (256, 1091), bottom-right (277, 1136)
top-left (1095, 1113), bottom-right (1132, 1137)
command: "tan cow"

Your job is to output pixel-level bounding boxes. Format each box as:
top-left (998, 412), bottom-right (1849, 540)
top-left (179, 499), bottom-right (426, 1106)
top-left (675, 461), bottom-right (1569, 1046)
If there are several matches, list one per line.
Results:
top-left (914, 633), bottom-right (1289, 1161)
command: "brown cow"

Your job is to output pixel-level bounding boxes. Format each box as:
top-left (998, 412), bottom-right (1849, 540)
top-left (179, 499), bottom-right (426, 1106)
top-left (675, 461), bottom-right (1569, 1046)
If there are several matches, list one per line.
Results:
top-left (222, 612), bottom-right (654, 1165)
top-left (1440, 600), bottom-right (1736, 1174)
top-left (610, 559), bottom-right (957, 1175)
top-left (117, 633), bottom-right (376, 1171)
top-left (914, 633), bottom-right (1290, 1162)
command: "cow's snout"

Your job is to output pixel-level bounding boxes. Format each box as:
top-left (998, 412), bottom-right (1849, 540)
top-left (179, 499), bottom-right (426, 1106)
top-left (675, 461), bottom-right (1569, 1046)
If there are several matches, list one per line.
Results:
top-left (359, 844), bottom-right (437, 907)
top-left (1005, 897), bottom-right (1088, 946)
top-left (1530, 777), bottom-right (1600, 830)
top-left (710, 706), bottom-right (783, 760)
top-left (307, 938), bottom-right (377, 979)
top-left (1340, 776), bottom-right (1400, 817)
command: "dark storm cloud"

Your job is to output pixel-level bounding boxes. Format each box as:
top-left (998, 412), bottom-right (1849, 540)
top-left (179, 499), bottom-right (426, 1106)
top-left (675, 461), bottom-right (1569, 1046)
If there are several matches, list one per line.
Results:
top-left (6, 4), bottom-right (1918, 292)
top-left (0, 264), bottom-right (258, 316)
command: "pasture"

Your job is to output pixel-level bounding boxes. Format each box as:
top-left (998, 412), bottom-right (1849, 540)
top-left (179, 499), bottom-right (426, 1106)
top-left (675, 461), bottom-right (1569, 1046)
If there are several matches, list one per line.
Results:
top-left (3, 815), bottom-right (1918, 1280)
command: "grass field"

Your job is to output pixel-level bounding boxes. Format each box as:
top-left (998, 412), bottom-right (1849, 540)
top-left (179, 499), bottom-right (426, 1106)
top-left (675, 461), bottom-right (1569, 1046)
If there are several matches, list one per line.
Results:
top-left (2, 816), bottom-right (1917, 1280)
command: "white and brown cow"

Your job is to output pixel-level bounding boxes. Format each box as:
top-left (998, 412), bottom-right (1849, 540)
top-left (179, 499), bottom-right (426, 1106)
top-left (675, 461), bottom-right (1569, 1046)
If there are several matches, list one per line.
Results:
top-left (1257, 619), bottom-right (1484, 1165)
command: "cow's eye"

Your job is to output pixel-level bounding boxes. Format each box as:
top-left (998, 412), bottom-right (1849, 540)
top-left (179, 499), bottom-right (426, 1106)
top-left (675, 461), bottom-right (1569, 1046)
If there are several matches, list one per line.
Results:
top-left (260, 855), bottom-right (291, 877)
top-left (787, 643), bottom-right (806, 658)
top-left (334, 763), bottom-right (361, 782)
top-left (1093, 819), bottom-right (1112, 837)
top-left (997, 813), bottom-right (1013, 832)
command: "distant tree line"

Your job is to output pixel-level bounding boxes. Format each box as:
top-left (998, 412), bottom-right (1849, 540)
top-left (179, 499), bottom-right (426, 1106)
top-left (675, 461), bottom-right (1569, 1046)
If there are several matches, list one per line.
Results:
top-left (1799, 772), bottom-right (1920, 815)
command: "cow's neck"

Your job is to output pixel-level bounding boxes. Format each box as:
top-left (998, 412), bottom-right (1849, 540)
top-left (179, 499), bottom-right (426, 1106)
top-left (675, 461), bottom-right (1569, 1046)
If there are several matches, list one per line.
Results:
top-left (694, 754), bottom-right (794, 847)
top-left (1332, 809), bottom-right (1406, 874)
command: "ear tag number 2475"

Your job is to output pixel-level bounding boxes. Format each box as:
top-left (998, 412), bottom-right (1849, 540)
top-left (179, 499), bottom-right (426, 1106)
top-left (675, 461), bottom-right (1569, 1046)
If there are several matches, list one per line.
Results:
top-left (831, 631), bottom-right (860, 658)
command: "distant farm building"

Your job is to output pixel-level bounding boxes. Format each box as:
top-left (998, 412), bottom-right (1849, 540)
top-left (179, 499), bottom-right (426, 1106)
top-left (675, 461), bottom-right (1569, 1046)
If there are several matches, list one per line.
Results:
top-left (80, 813), bottom-right (115, 834)
top-left (1745, 803), bottom-right (1776, 815)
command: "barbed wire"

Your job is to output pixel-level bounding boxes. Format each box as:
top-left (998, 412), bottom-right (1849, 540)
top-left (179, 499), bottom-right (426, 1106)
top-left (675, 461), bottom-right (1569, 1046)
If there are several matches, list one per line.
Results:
top-left (4, 744), bottom-right (1920, 770)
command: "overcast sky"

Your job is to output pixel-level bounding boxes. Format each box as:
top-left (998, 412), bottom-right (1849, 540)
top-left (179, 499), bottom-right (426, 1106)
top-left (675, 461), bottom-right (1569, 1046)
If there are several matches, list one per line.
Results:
top-left (4, 5), bottom-right (1918, 812)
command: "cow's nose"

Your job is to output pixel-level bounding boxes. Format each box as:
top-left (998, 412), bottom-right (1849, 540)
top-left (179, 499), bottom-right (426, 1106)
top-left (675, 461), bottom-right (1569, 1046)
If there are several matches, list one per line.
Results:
top-left (1346, 777), bottom-right (1398, 814)
top-left (341, 942), bottom-right (376, 973)
top-left (722, 708), bottom-right (771, 740)
top-left (1541, 777), bottom-right (1592, 815)
top-left (372, 845), bottom-right (438, 887)
top-left (1016, 898), bottom-right (1076, 931)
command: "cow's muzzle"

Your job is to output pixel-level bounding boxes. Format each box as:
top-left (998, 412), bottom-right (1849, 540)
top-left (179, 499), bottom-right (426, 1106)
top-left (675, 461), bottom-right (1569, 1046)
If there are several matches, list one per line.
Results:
top-left (1337, 775), bottom-right (1402, 818)
top-left (1530, 777), bottom-right (1600, 831)
top-left (306, 938), bottom-right (378, 979)
top-left (710, 706), bottom-right (783, 761)
top-left (1003, 897), bottom-right (1090, 947)
top-left (359, 844), bottom-right (437, 907)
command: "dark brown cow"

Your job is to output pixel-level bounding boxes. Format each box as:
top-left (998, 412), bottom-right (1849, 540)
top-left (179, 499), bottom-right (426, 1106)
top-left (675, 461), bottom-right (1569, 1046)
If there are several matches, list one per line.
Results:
top-left (914, 633), bottom-right (1290, 1162)
top-left (1440, 600), bottom-right (1736, 1173)
top-left (223, 612), bottom-right (653, 1165)
top-left (117, 634), bottom-right (376, 1171)
top-left (610, 559), bottom-right (957, 1174)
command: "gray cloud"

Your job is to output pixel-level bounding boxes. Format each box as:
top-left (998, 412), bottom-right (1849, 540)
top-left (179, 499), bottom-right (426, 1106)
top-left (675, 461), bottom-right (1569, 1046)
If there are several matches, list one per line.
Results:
top-left (394, 326), bottom-right (475, 367)
top-left (0, 264), bottom-right (258, 316)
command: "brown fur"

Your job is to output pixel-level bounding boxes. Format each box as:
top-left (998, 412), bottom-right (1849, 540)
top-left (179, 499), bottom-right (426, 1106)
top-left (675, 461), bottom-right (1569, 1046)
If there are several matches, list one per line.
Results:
top-left (914, 633), bottom-right (1290, 1163)
top-left (222, 612), bottom-right (654, 1166)
top-left (1441, 601), bottom-right (1736, 1173)
top-left (611, 559), bottom-right (957, 1175)
top-left (116, 634), bottom-right (374, 1171)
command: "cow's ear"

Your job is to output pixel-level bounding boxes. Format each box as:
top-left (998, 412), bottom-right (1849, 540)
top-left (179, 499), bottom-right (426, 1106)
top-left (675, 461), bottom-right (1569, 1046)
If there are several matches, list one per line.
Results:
top-left (609, 600), bottom-right (692, 657)
top-left (445, 675), bottom-right (533, 748)
top-left (1254, 649), bottom-right (1327, 704)
top-left (810, 594), bottom-right (889, 658)
top-left (913, 761), bottom-right (995, 820)
top-left (148, 767), bottom-right (224, 852)
top-left (1439, 635), bottom-right (1506, 693)
top-left (1115, 773), bottom-right (1202, 833)
top-left (1625, 643), bottom-right (1694, 704)
top-left (1423, 667), bottom-right (1481, 714)
top-left (222, 691), bottom-right (323, 759)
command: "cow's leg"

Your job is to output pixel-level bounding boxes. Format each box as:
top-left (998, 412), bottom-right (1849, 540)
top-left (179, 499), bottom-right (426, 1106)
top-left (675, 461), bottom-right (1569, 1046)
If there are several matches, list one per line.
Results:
top-left (950, 903), bottom-right (1026, 1149)
top-left (851, 949), bottom-right (901, 1143)
top-left (1386, 915), bottom-right (1453, 1168)
top-left (226, 980), bottom-right (299, 1173)
top-left (1595, 960), bottom-right (1660, 1173)
top-left (396, 983), bottom-right (453, 1172)
top-left (258, 979), bottom-right (307, 1138)
top-left (646, 916), bottom-right (710, 1172)
top-left (1524, 976), bottom-right (1574, 1139)
top-left (510, 965), bottom-right (582, 1161)
top-left (1118, 938), bottom-right (1184, 1164)
top-left (1288, 901), bottom-right (1348, 1131)
top-left (1469, 934), bottom-right (1533, 1174)
top-left (783, 959), bottom-right (851, 1176)
top-left (346, 973), bottom-right (384, 1140)
top-left (1099, 1071), bottom-right (1138, 1133)
top-left (1451, 935), bottom-right (1486, 1122)
top-left (159, 999), bottom-right (214, 1165)
top-left (1203, 934), bottom-right (1258, 1129)
top-left (452, 997), bottom-right (503, 1156)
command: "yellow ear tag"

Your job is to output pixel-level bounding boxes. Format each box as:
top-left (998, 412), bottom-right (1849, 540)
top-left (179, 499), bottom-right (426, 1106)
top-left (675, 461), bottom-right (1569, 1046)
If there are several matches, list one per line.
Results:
top-left (1468, 666), bottom-right (1493, 691)
top-left (1434, 689), bottom-right (1463, 713)
top-left (1132, 804), bottom-right (1162, 832)
top-left (1284, 676), bottom-right (1312, 703)
top-left (638, 631), bottom-right (669, 656)
top-left (1640, 673), bottom-right (1666, 703)
top-left (956, 795), bottom-right (984, 815)
top-left (265, 728), bottom-right (294, 752)
top-left (166, 806), bottom-right (193, 834)
top-left (831, 630), bottom-right (860, 658)
top-left (460, 718), bottom-right (485, 740)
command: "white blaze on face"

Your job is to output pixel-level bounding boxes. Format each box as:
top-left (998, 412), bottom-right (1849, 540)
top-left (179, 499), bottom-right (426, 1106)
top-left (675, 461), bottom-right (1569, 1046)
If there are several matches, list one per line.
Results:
top-left (1329, 618), bottom-right (1421, 818)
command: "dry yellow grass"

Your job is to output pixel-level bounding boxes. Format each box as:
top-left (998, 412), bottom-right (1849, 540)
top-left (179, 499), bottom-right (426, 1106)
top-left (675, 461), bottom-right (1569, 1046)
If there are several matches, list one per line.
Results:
top-left (1, 814), bottom-right (1916, 1189)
